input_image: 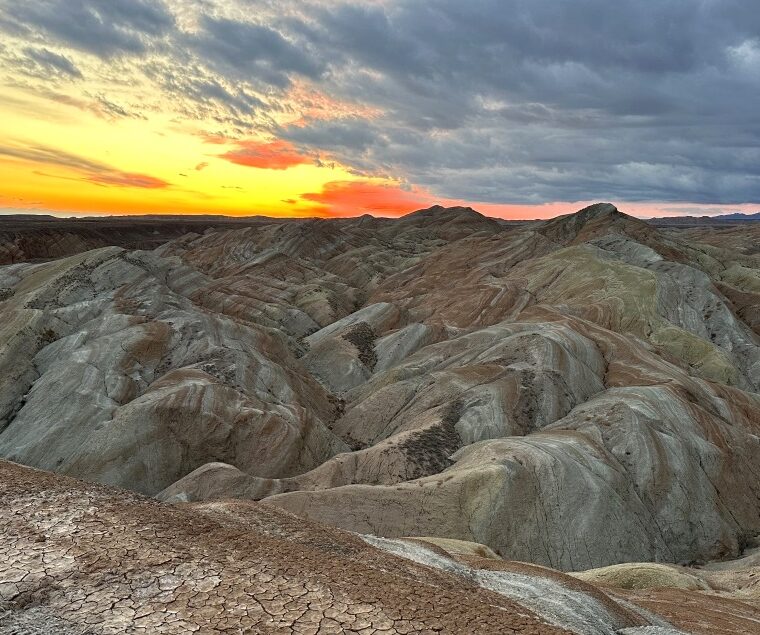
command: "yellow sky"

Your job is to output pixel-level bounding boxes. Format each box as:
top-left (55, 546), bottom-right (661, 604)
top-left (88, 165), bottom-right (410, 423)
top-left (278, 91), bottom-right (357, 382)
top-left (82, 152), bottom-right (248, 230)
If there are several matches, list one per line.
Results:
top-left (0, 82), bottom-right (367, 217)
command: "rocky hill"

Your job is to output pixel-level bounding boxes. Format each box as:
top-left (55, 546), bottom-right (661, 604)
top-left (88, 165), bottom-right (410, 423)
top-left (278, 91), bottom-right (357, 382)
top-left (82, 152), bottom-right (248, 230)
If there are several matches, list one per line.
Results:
top-left (1, 203), bottom-right (759, 632)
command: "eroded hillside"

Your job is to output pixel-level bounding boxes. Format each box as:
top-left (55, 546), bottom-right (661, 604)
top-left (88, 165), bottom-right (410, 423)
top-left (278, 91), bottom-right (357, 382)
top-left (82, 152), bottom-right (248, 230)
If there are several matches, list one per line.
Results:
top-left (1, 204), bottom-right (759, 632)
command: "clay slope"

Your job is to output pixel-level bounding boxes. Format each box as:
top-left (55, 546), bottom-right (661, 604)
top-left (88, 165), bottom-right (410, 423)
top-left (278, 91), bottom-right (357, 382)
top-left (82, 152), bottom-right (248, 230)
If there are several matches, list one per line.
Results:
top-left (0, 204), bottom-right (759, 580)
top-left (4, 459), bottom-right (760, 634)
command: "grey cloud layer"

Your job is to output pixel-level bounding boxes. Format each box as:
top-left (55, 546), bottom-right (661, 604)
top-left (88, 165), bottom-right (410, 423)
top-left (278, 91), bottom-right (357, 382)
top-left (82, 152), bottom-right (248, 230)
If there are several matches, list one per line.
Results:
top-left (187, 15), bottom-right (325, 86)
top-left (1, 0), bottom-right (758, 204)
top-left (21, 47), bottom-right (83, 79)
top-left (2, 0), bottom-right (175, 56)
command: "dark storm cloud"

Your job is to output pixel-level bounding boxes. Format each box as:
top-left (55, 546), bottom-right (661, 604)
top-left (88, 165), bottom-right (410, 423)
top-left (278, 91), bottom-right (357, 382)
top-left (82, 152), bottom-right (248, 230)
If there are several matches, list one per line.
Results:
top-left (185, 15), bottom-right (325, 86)
top-left (299, 0), bottom-right (754, 100)
top-left (281, 119), bottom-right (380, 153)
top-left (276, 0), bottom-right (760, 204)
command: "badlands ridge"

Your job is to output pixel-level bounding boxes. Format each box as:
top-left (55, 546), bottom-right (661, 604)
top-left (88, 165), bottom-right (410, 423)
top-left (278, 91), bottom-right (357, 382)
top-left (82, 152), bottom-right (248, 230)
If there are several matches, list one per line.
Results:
top-left (1, 203), bottom-right (759, 633)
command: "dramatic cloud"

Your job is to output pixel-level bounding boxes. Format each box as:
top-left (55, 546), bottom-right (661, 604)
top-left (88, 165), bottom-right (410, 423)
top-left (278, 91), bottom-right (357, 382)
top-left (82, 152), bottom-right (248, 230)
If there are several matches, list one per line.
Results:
top-left (185, 15), bottom-right (324, 87)
top-left (217, 139), bottom-right (312, 170)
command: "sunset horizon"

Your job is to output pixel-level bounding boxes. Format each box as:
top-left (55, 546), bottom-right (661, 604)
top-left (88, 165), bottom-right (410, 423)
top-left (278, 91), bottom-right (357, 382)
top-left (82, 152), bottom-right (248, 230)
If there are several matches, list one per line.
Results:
top-left (3, 200), bottom-right (760, 221)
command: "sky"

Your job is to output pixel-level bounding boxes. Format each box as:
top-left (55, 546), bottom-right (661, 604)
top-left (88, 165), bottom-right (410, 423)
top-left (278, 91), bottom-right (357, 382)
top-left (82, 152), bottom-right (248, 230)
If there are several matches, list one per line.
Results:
top-left (1, 0), bottom-right (759, 220)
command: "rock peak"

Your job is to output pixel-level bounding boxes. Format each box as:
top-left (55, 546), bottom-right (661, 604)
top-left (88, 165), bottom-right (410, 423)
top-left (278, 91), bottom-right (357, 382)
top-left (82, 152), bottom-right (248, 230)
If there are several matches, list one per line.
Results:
top-left (573, 202), bottom-right (620, 219)
top-left (403, 204), bottom-right (483, 219)
top-left (538, 202), bottom-right (650, 244)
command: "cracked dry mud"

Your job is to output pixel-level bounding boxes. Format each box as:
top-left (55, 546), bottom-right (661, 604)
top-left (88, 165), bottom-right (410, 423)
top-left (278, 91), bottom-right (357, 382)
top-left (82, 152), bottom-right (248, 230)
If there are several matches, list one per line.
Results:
top-left (0, 461), bottom-right (570, 634)
top-left (2, 460), bottom-right (760, 634)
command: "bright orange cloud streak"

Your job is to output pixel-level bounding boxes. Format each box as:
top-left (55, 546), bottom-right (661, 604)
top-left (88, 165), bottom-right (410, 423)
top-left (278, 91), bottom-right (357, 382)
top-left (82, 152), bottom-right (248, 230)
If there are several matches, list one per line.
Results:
top-left (300, 180), bottom-right (433, 217)
top-left (218, 140), bottom-right (311, 170)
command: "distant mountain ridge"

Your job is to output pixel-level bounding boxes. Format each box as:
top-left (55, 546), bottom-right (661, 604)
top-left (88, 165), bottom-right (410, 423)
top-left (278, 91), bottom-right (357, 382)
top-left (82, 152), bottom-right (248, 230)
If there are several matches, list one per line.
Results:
top-left (652, 211), bottom-right (760, 225)
top-left (711, 211), bottom-right (760, 220)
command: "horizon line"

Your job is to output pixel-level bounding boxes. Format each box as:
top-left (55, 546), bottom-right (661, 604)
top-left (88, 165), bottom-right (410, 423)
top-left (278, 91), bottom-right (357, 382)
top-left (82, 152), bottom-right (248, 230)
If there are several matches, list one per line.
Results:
top-left (2, 201), bottom-right (759, 223)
